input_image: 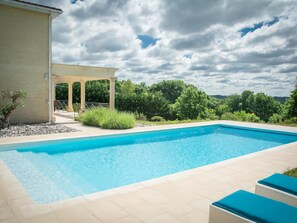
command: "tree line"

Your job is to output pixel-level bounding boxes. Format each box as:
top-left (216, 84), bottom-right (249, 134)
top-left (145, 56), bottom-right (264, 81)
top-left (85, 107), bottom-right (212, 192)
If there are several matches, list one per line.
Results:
top-left (55, 79), bottom-right (297, 124)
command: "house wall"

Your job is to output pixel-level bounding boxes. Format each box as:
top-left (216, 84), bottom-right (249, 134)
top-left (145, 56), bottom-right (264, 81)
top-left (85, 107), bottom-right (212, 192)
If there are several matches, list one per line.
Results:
top-left (0, 4), bottom-right (50, 124)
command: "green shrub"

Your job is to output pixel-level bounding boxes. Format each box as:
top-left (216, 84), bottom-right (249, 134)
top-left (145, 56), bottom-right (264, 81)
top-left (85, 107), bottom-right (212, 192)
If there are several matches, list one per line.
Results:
top-left (150, 116), bottom-right (165, 122)
top-left (268, 113), bottom-right (283, 123)
top-left (0, 90), bottom-right (26, 128)
top-left (205, 109), bottom-right (219, 120)
top-left (221, 112), bottom-right (241, 121)
top-left (100, 112), bottom-right (135, 129)
top-left (234, 111), bottom-right (260, 122)
top-left (79, 108), bottom-right (135, 129)
top-left (284, 167), bottom-right (297, 178)
top-left (284, 117), bottom-right (297, 124)
top-left (133, 112), bottom-right (147, 121)
top-left (221, 111), bottom-right (260, 122)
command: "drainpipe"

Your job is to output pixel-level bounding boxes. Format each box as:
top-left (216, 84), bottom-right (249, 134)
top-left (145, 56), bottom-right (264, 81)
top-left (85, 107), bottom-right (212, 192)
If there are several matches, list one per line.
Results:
top-left (48, 13), bottom-right (52, 122)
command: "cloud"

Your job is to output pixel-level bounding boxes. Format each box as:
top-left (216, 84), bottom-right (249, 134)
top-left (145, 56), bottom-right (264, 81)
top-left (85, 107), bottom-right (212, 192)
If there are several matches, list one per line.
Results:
top-left (25, 0), bottom-right (297, 96)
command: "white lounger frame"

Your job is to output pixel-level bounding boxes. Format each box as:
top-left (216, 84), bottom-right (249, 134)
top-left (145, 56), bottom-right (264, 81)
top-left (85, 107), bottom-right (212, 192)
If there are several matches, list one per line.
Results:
top-left (209, 205), bottom-right (255, 223)
top-left (255, 183), bottom-right (297, 207)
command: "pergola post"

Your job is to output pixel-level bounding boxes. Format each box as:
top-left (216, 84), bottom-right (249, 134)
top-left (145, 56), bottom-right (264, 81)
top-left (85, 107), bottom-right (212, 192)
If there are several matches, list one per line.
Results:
top-left (67, 81), bottom-right (73, 112)
top-left (109, 78), bottom-right (116, 110)
top-left (80, 80), bottom-right (86, 112)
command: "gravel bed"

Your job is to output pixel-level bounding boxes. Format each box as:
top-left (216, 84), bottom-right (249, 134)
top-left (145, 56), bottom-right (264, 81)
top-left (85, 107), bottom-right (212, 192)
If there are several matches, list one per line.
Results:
top-left (0, 123), bottom-right (79, 138)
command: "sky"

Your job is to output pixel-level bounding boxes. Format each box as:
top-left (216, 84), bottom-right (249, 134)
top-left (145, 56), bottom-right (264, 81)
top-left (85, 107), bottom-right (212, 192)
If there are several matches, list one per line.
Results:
top-left (28, 0), bottom-right (297, 96)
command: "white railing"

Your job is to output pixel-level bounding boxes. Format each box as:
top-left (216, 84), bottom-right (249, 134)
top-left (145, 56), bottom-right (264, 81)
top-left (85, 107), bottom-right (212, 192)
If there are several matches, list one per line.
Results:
top-left (54, 100), bottom-right (109, 111)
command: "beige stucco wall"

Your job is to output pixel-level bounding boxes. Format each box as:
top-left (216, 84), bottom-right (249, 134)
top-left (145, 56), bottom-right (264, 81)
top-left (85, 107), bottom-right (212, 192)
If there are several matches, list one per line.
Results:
top-left (0, 4), bottom-right (50, 124)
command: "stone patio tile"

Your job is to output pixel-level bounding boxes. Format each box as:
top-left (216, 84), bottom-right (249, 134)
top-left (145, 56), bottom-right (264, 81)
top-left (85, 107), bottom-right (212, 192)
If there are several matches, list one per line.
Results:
top-left (110, 215), bottom-right (143, 223)
top-left (50, 197), bottom-right (88, 212)
top-left (54, 205), bottom-right (96, 223)
top-left (144, 213), bottom-right (183, 223)
top-left (113, 183), bottom-right (145, 194)
top-left (0, 197), bottom-right (7, 208)
top-left (19, 213), bottom-right (59, 223)
top-left (158, 201), bottom-right (194, 217)
top-left (2, 187), bottom-right (28, 201)
top-left (8, 196), bottom-right (34, 208)
top-left (0, 217), bottom-right (18, 223)
top-left (190, 198), bottom-right (213, 213)
top-left (92, 207), bottom-right (129, 223)
top-left (0, 206), bottom-right (15, 221)
top-left (126, 203), bottom-right (165, 222)
top-left (179, 210), bottom-right (208, 223)
top-left (150, 182), bottom-right (201, 203)
top-left (84, 189), bottom-right (118, 201)
top-left (11, 203), bottom-right (53, 221)
top-left (110, 194), bottom-right (145, 209)
top-left (85, 198), bottom-right (130, 223)
top-left (133, 188), bottom-right (173, 206)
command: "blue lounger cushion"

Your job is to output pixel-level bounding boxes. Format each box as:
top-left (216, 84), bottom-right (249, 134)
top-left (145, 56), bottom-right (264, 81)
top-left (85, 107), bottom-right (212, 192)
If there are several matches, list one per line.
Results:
top-left (258, 173), bottom-right (297, 196)
top-left (212, 190), bottom-right (297, 223)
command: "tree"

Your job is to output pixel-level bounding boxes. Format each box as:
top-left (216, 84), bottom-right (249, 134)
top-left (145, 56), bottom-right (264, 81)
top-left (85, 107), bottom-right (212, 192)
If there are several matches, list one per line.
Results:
top-left (173, 86), bottom-right (209, 120)
top-left (0, 90), bottom-right (26, 128)
top-left (150, 80), bottom-right (188, 103)
top-left (252, 93), bottom-right (281, 122)
top-left (241, 90), bottom-right (254, 113)
top-left (225, 94), bottom-right (242, 112)
top-left (285, 82), bottom-right (297, 118)
top-left (120, 80), bottom-right (135, 96)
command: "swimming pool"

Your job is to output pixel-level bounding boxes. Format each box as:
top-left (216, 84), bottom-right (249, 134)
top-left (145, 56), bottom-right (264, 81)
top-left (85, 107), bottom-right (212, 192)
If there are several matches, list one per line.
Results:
top-left (0, 124), bottom-right (297, 204)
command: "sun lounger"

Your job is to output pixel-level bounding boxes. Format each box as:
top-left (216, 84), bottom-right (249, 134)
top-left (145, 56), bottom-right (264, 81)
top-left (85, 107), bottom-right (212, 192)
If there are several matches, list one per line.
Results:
top-left (209, 190), bottom-right (297, 223)
top-left (256, 173), bottom-right (297, 207)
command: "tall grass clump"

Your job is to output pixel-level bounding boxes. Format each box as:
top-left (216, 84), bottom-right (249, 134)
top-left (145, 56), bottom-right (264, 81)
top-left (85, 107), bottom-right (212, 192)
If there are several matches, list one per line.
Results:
top-left (79, 108), bottom-right (135, 129)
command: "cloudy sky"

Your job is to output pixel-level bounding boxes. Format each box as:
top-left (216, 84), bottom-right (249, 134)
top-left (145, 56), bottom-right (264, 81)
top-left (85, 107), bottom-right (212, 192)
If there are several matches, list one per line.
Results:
top-left (29, 0), bottom-right (297, 96)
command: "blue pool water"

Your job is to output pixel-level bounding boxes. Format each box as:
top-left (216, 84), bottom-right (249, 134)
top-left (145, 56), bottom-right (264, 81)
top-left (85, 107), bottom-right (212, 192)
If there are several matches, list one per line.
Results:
top-left (0, 124), bottom-right (297, 204)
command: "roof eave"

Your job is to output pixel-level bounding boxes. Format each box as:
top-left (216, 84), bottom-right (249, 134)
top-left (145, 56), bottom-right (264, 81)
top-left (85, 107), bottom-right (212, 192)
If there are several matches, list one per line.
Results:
top-left (0, 0), bottom-right (63, 19)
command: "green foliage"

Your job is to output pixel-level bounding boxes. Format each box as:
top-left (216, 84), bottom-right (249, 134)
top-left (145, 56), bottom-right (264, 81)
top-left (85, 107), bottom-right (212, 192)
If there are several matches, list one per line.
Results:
top-left (116, 92), bottom-right (170, 120)
top-left (215, 104), bottom-right (230, 117)
top-left (150, 80), bottom-right (188, 103)
top-left (225, 94), bottom-right (242, 112)
top-left (120, 80), bottom-right (135, 96)
top-left (79, 108), bottom-right (135, 129)
top-left (284, 167), bottom-right (297, 178)
top-left (221, 111), bottom-right (260, 122)
top-left (205, 109), bottom-right (219, 120)
top-left (241, 90), bottom-right (254, 113)
top-left (133, 112), bottom-right (147, 121)
top-left (0, 90), bottom-right (26, 128)
top-left (55, 79), bottom-right (290, 125)
top-left (234, 111), bottom-right (260, 122)
top-left (173, 86), bottom-right (209, 120)
top-left (221, 112), bottom-right (241, 121)
top-left (150, 116), bottom-right (165, 122)
top-left (73, 103), bottom-right (80, 113)
top-left (284, 117), bottom-right (297, 124)
top-left (285, 82), bottom-right (297, 118)
top-left (252, 93), bottom-right (281, 122)
top-left (268, 113), bottom-right (283, 123)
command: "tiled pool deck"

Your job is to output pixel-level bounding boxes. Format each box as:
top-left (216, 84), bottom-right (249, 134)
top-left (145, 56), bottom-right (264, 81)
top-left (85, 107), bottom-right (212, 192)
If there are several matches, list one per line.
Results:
top-left (0, 121), bottom-right (296, 223)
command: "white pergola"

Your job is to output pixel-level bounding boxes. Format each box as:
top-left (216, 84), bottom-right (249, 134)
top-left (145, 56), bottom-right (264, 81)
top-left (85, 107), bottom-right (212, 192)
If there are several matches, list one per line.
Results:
top-left (51, 63), bottom-right (118, 118)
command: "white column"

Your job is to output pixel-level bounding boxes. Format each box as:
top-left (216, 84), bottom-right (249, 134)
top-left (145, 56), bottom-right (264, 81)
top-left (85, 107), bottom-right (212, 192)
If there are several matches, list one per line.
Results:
top-left (109, 78), bottom-right (116, 110)
top-left (80, 80), bottom-right (86, 112)
top-left (67, 81), bottom-right (73, 112)
top-left (51, 81), bottom-right (56, 122)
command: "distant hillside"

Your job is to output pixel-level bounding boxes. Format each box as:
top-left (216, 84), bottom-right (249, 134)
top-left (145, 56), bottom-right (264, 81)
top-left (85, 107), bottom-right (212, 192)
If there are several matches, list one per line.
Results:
top-left (211, 95), bottom-right (289, 104)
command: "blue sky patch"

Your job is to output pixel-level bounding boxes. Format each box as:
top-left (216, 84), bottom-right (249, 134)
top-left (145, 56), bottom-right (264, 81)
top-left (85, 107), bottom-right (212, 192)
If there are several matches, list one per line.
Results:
top-left (137, 35), bottom-right (159, 48)
top-left (240, 17), bottom-right (280, 37)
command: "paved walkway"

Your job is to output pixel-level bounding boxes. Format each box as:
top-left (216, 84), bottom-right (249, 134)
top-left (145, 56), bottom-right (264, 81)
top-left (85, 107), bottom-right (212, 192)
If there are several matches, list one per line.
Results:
top-left (0, 121), bottom-right (296, 223)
